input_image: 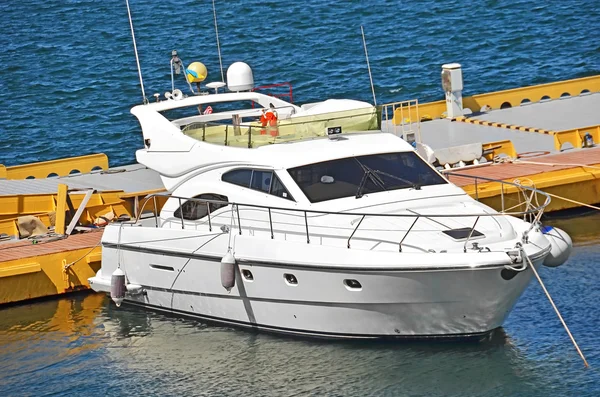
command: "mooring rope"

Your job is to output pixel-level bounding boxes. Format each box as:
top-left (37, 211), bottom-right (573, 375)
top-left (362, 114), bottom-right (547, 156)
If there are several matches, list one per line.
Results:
top-left (493, 155), bottom-right (600, 171)
top-left (522, 250), bottom-right (589, 367)
top-left (545, 192), bottom-right (600, 211)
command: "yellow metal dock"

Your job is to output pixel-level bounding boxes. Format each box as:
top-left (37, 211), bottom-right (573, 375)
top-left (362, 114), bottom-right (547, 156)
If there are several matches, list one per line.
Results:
top-left (0, 231), bottom-right (103, 304)
top-left (0, 154), bottom-right (164, 305)
top-left (2, 74), bottom-right (600, 306)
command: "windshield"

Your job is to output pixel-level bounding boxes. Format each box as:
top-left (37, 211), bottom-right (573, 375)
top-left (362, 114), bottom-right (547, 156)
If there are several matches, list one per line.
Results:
top-left (287, 152), bottom-right (447, 203)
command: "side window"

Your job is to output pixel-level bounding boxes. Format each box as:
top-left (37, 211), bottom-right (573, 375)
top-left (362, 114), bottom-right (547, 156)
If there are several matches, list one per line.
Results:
top-left (270, 174), bottom-right (293, 200)
top-left (250, 170), bottom-right (273, 193)
top-left (174, 193), bottom-right (229, 220)
top-left (222, 168), bottom-right (294, 201)
top-left (222, 169), bottom-right (252, 188)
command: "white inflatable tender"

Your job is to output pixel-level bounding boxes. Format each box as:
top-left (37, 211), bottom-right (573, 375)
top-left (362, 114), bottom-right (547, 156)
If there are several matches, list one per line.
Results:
top-left (542, 226), bottom-right (573, 267)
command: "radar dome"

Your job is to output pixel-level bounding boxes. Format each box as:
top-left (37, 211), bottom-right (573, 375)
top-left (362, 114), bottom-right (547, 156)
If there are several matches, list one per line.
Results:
top-left (227, 62), bottom-right (254, 91)
top-left (186, 62), bottom-right (207, 83)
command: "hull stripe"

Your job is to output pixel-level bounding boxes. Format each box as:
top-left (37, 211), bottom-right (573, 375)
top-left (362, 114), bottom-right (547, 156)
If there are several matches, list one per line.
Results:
top-left (103, 242), bottom-right (523, 272)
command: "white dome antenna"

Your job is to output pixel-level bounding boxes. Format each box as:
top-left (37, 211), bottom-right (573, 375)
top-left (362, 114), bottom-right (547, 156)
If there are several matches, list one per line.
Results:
top-left (227, 62), bottom-right (254, 92)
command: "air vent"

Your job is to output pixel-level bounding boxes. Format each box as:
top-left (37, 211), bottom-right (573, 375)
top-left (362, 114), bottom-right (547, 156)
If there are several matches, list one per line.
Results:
top-left (149, 264), bottom-right (174, 272)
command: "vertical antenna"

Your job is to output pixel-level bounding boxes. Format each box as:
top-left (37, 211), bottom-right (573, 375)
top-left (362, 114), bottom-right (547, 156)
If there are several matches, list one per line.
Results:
top-left (213, 0), bottom-right (225, 83)
top-left (125, 0), bottom-right (147, 103)
top-left (361, 25), bottom-right (377, 106)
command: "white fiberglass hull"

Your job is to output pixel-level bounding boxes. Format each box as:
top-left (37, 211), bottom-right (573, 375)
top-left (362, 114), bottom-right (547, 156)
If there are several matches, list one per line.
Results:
top-left (90, 227), bottom-right (546, 339)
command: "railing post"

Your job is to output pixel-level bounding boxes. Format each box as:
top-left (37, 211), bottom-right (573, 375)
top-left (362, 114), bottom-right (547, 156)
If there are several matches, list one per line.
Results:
top-left (501, 182), bottom-right (505, 213)
top-left (304, 211), bottom-right (310, 244)
top-left (224, 125), bottom-right (229, 146)
top-left (475, 177), bottom-right (479, 201)
top-left (206, 202), bottom-right (212, 232)
top-left (399, 217), bottom-right (419, 252)
top-left (202, 124), bottom-right (206, 141)
top-left (463, 216), bottom-right (481, 252)
top-left (236, 204), bottom-right (242, 235)
top-left (347, 215), bottom-right (366, 248)
top-left (178, 198), bottom-right (184, 229)
top-left (268, 208), bottom-right (274, 239)
top-left (153, 196), bottom-right (158, 228)
top-left (248, 125), bottom-right (252, 148)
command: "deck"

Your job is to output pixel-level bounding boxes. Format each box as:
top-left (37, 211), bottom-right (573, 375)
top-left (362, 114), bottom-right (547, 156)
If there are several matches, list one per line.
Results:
top-left (446, 147), bottom-right (600, 188)
top-left (0, 230), bottom-right (103, 263)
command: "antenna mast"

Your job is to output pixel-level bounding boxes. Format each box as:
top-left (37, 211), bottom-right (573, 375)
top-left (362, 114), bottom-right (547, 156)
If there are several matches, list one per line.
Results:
top-left (213, 0), bottom-right (225, 82)
top-left (125, 0), bottom-right (147, 103)
top-left (361, 25), bottom-right (377, 106)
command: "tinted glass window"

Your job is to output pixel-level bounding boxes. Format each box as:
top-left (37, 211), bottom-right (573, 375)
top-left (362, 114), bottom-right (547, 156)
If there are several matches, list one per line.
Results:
top-left (250, 170), bottom-right (273, 193)
top-left (174, 193), bottom-right (229, 220)
top-left (288, 152), bottom-right (447, 203)
top-left (223, 168), bottom-right (294, 201)
top-left (270, 174), bottom-right (293, 200)
top-left (222, 169), bottom-right (251, 188)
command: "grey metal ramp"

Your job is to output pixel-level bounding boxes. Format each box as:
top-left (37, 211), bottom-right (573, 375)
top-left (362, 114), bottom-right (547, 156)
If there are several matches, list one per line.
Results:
top-left (0, 164), bottom-right (164, 195)
top-left (383, 118), bottom-right (556, 154)
top-left (470, 93), bottom-right (600, 131)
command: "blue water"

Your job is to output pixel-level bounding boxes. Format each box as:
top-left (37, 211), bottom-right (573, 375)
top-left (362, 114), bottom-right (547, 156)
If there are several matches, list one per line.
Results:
top-left (0, 238), bottom-right (599, 396)
top-left (1, 0), bottom-right (599, 167)
top-left (1, 1), bottom-right (600, 395)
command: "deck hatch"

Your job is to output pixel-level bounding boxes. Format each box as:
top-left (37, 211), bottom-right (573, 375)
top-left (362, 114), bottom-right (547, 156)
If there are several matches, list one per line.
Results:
top-left (442, 227), bottom-right (484, 241)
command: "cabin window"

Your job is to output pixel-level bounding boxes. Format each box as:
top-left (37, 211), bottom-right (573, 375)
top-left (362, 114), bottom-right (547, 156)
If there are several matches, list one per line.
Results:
top-left (269, 174), bottom-right (292, 200)
top-left (287, 152), bottom-right (447, 203)
top-left (223, 169), bottom-right (252, 187)
top-left (174, 193), bottom-right (229, 221)
top-left (222, 169), bottom-right (294, 200)
top-left (250, 170), bottom-right (273, 193)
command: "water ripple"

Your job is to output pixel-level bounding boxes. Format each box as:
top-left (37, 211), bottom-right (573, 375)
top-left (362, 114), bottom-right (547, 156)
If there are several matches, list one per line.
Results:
top-left (1, 0), bottom-right (599, 167)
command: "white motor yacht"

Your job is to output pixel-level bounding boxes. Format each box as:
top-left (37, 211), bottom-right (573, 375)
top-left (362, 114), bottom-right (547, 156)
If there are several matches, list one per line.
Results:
top-left (89, 63), bottom-right (572, 340)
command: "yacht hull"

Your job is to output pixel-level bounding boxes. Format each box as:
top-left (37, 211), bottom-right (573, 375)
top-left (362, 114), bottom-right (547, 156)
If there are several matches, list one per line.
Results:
top-left (91, 234), bottom-right (542, 339)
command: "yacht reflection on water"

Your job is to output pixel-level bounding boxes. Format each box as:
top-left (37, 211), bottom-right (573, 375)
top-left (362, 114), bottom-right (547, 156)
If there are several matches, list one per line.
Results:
top-left (96, 301), bottom-right (554, 396)
top-left (0, 292), bottom-right (567, 396)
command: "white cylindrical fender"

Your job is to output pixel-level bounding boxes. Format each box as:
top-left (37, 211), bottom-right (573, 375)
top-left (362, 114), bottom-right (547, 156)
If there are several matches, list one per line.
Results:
top-left (111, 268), bottom-right (127, 307)
top-left (221, 251), bottom-right (236, 291)
top-left (542, 226), bottom-right (573, 267)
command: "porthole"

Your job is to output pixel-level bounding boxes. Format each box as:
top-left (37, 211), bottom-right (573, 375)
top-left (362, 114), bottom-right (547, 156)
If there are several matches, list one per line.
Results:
top-left (242, 269), bottom-right (254, 281)
top-left (284, 273), bottom-right (298, 285)
top-left (344, 279), bottom-right (362, 290)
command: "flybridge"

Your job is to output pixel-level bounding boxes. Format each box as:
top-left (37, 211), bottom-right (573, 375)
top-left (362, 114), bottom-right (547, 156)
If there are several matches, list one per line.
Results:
top-left (133, 83), bottom-right (379, 149)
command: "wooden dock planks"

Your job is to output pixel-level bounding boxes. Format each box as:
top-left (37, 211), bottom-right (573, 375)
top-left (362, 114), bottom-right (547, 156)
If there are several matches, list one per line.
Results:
top-left (447, 147), bottom-right (600, 187)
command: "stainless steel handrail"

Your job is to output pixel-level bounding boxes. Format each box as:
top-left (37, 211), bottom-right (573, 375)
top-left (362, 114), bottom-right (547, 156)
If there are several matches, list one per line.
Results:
top-left (130, 172), bottom-right (551, 251)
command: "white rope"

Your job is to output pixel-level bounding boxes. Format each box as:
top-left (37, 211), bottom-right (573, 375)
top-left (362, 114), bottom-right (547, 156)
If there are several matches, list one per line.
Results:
top-left (125, 0), bottom-right (147, 103)
top-left (545, 191), bottom-right (600, 211)
top-left (517, 160), bottom-right (600, 171)
top-left (522, 251), bottom-right (589, 367)
top-left (493, 155), bottom-right (600, 171)
top-left (227, 204), bottom-right (235, 250)
top-left (63, 236), bottom-right (102, 271)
